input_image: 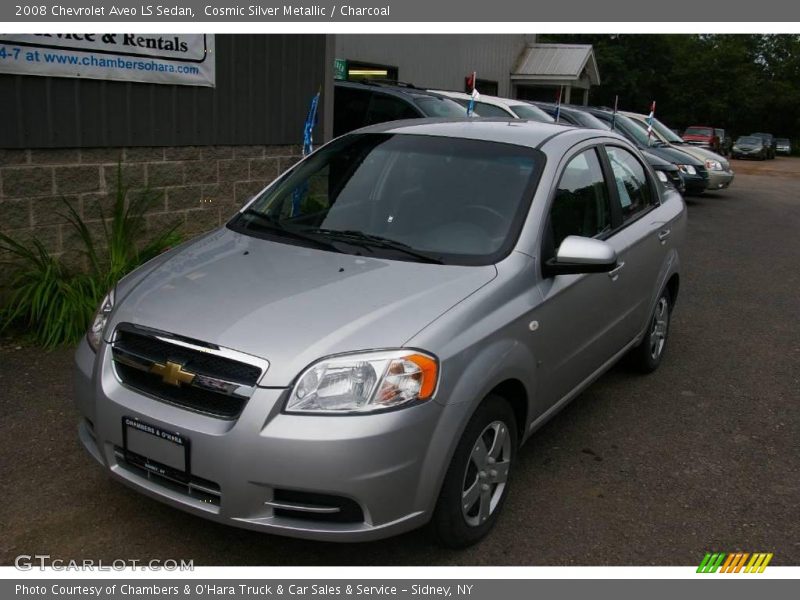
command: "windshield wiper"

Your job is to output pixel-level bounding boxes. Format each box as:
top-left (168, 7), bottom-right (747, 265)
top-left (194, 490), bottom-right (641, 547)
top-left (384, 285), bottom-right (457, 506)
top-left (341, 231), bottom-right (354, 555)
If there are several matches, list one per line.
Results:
top-left (238, 209), bottom-right (341, 252)
top-left (310, 229), bottom-right (444, 264)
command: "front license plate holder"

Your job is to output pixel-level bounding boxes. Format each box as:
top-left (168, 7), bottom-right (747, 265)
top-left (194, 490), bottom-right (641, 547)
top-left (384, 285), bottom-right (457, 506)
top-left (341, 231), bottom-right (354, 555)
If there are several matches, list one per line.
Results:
top-left (122, 416), bottom-right (190, 482)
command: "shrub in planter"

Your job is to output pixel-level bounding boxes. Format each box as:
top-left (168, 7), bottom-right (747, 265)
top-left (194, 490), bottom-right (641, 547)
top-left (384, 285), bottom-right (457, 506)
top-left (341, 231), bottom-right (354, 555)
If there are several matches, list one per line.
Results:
top-left (0, 165), bottom-right (181, 348)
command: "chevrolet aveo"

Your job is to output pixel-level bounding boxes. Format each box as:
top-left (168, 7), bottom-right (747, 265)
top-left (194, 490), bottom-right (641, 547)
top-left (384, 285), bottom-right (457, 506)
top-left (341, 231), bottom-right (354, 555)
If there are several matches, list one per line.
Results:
top-left (75, 119), bottom-right (686, 547)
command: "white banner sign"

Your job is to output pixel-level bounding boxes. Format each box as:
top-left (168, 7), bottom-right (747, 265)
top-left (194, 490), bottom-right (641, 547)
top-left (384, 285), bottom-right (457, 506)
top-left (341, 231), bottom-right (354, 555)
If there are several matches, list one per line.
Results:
top-left (0, 34), bottom-right (215, 87)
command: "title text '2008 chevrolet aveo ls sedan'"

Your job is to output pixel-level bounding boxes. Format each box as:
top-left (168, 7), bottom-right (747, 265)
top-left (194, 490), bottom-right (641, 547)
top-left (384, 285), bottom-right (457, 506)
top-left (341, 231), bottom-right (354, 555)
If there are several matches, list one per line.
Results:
top-left (75, 119), bottom-right (686, 547)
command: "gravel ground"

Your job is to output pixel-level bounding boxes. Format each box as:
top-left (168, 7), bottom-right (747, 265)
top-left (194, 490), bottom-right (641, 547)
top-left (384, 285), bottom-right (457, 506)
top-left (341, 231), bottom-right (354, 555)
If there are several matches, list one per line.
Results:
top-left (1, 157), bottom-right (799, 566)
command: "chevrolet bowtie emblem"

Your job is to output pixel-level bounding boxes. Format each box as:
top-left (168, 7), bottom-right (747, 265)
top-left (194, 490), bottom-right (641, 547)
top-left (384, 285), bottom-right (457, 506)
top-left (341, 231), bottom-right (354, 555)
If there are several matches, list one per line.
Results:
top-left (150, 360), bottom-right (196, 387)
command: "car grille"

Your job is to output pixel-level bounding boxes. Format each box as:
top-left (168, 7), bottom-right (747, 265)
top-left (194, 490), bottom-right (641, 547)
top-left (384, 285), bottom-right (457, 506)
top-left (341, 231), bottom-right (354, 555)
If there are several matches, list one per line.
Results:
top-left (111, 324), bottom-right (266, 419)
top-left (665, 170), bottom-right (683, 190)
top-left (695, 165), bottom-right (709, 181)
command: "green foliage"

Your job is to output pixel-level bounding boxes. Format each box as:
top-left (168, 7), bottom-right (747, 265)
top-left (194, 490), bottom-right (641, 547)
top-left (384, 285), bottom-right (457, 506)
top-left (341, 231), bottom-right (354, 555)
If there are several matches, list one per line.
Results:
top-left (539, 34), bottom-right (800, 139)
top-left (0, 164), bottom-right (182, 348)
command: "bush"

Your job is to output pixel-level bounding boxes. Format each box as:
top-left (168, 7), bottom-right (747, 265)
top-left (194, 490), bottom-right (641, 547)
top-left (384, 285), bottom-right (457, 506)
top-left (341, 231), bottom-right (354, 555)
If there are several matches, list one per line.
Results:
top-left (0, 165), bottom-right (181, 348)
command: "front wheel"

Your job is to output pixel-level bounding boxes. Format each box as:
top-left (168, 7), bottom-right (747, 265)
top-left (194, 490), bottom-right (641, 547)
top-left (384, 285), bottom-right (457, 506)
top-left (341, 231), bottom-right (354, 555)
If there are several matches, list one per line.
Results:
top-left (431, 395), bottom-right (517, 548)
top-left (628, 288), bottom-right (672, 373)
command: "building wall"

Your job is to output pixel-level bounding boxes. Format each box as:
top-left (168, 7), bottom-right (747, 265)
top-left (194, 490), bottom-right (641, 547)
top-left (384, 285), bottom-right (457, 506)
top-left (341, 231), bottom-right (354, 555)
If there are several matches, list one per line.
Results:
top-left (0, 34), bottom-right (330, 149)
top-left (335, 34), bottom-right (532, 97)
top-left (0, 34), bottom-right (329, 284)
top-left (0, 144), bottom-right (300, 273)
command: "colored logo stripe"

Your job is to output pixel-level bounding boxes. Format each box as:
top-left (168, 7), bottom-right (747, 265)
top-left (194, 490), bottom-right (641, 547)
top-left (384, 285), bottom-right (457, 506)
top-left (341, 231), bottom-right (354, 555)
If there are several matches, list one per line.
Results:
top-left (698, 552), bottom-right (773, 573)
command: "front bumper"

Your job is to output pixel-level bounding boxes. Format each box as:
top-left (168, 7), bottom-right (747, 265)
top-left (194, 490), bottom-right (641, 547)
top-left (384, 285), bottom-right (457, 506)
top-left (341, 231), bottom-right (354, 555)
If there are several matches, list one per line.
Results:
top-left (74, 338), bottom-right (463, 541)
top-left (706, 169), bottom-right (734, 191)
top-left (681, 172), bottom-right (708, 195)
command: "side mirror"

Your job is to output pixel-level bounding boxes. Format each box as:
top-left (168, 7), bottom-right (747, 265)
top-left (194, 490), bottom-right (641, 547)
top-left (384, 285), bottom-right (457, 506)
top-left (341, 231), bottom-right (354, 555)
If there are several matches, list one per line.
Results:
top-left (544, 235), bottom-right (618, 277)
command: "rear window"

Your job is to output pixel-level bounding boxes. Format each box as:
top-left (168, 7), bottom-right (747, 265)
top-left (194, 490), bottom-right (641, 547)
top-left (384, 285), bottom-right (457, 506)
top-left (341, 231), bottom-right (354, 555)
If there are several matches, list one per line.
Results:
top-left (509, 104), bottom-right (555, 123)
top-left (414, 96), bottom-right (468, 118)
top-left (473, 102), bottom-right (513, 118)
top-left (685, 127), bottom-right (713, 136)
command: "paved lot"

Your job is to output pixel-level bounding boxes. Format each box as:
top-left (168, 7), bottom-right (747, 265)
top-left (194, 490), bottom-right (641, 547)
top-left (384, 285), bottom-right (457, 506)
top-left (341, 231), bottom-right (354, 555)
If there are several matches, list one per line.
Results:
top-left (2, 158), bottom-right (799, 566)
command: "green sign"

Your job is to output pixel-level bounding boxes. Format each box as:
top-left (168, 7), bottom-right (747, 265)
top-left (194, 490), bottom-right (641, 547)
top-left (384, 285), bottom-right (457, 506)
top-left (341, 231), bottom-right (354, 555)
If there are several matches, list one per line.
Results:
top-left (334, 58), bottom-right (348, 81)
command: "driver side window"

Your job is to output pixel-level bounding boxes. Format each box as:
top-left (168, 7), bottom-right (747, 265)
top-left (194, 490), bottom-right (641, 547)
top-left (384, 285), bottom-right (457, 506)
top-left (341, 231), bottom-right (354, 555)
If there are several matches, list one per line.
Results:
top-left (548, 149), bottom-right (612, 251)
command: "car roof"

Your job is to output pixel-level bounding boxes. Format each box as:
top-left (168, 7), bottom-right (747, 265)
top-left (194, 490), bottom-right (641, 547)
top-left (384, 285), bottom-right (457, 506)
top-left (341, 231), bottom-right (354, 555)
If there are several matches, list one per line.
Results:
top-left (335, 80), bottom-right (452, 101)
top-left (351, 117), bottom-right (620, 150)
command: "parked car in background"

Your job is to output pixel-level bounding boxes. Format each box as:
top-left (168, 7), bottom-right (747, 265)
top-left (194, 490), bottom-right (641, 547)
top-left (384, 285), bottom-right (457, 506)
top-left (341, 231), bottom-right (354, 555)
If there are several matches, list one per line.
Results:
top-left (751, 133), bottom-right (777, 159)
top-left (333, 81), bottom-right (466, 137)
top-left (532, 103), bottom-right (684, 193)
top-left (75, 119), bottom-right (685, 548)
top-left (577, 107), bottom-right (709, 195)
top-left (431, 90), bottom-right (553, 122)
top-left (623, 112), bottom-right (735, 192)
top-left (715, 129), bottom-right (733, 156)
top-left (682, 126), bottom-right (721, 153)
top-left (731, 135), bottom-right (769, 160)
top-left (775, 138), bottom-right (792, 155)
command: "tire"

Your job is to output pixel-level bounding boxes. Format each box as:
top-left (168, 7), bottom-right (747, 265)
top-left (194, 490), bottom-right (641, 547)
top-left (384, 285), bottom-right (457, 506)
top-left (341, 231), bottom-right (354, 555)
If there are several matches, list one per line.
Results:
top-left (431, 395), bottom-right (518, 548)
top-left (628, 288), bottom-right (672, 373)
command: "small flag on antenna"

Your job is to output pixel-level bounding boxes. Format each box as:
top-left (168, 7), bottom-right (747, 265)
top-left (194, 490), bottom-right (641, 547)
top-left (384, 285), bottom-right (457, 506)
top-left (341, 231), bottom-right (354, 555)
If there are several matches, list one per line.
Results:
top-left (466, 72), bottom-right (479, 117)
top-left (646, 100), bottom-right (656, 142)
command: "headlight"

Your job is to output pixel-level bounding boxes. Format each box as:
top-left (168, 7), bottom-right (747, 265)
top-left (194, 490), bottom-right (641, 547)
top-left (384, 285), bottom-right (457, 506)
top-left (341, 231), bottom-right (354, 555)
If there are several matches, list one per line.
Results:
top-left (287, 350), bottom-right (439, 414)
top-left (678, 164), bottom-right (697, 175)
top-left (655, 170), bottom-right (669, 183)
top-left (87, 289), bottom-right (115, 352)
top-left (705, 159), bottom-right (723, 171)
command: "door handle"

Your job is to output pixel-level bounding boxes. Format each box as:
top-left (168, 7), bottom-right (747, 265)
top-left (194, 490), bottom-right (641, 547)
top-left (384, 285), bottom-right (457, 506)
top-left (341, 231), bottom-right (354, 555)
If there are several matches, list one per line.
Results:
top-left (607, 261), bottom-right (625, 280)
top-left (658, 228), bottom-right (672, 242)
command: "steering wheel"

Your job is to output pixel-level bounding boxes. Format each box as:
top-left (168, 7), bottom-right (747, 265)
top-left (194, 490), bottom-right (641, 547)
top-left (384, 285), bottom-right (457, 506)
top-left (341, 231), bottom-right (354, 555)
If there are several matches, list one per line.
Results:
top-left (461, 205), bottom-right (510, 234)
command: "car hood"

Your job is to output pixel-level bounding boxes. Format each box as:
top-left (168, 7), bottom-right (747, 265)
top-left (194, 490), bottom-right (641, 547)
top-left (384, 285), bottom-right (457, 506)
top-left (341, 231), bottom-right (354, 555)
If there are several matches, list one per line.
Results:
top-left (669, 143), bottom-right (730, 170)
top-left (107, 227), bottom-right (497, 386)
top-left (644, 145), bottom-right (704, 167)
top-left (640, 150), bottom-right (674, 170)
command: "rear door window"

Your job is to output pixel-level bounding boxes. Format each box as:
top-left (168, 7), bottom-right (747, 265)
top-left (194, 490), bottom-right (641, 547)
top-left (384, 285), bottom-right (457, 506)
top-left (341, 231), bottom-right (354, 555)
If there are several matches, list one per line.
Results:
top-left (606, 146), bottom-right (655, 223)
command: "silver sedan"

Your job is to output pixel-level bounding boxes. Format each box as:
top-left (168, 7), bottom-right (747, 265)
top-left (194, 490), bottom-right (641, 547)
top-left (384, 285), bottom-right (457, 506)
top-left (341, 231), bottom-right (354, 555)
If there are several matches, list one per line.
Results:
top-left (75, 119), bottom-right (686, 547)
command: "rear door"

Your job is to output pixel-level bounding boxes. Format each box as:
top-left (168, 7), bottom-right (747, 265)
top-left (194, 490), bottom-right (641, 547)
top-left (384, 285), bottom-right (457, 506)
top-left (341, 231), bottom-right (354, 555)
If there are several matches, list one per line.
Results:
top-left (599, 144), bottom-right (673, 341)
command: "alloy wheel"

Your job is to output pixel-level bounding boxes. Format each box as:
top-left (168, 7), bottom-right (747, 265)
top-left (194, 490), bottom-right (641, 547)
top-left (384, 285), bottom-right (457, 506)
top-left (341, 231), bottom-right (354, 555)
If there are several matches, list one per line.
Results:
top-left (650, 296), bottom-right (669, 360)
top-left (461, 420), bottom-right (512, 527)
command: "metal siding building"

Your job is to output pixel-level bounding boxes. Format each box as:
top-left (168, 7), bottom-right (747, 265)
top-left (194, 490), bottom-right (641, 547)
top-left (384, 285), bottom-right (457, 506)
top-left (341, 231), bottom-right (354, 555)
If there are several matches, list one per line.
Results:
top-left (0, 34), bottom-right (332, 149)
top-left (335, 34), bottom-right (532, 97)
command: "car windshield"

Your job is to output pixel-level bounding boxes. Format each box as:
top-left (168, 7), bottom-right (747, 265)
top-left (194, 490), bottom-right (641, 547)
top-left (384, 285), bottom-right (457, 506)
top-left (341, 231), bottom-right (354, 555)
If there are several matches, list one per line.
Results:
top-left (685, 127), bottom-right (713, 136)
top-left (607, 113), bottom-right (655, 147)
top-left (414, 96), bottom-right (468, 118)
top-left (508, 104), bottom-right (554, 123)
top-left (737, 136), bottom-right (760, 144)
top-left (776, 138), bottom-right (790, 144)
top-left (571, 110), bottom-right (610, 130)
top-left (629, 116), bottom-right (683, 144)
top-left (229, 133), bottom-right (542, 265)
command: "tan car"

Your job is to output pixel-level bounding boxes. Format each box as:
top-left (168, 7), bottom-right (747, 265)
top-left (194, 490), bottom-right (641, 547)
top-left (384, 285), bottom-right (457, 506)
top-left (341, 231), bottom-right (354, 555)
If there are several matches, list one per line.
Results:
top-left (623, 112), bottom-right (735, 191)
